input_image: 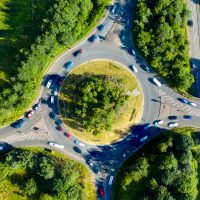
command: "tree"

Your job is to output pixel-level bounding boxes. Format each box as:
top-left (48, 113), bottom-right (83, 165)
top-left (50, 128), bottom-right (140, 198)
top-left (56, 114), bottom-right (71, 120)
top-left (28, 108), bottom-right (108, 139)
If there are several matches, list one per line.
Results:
top-left (23, 178), bottom-right (37, 196)
top-left (36, 156), bottom-right (55, 179)
top-left (159, 153), bottom-right (178, 170)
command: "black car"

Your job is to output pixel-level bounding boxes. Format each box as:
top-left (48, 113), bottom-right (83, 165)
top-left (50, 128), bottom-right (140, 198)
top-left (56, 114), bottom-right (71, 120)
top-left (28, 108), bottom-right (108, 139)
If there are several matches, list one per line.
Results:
top-left (88, 34), bottom-right (98, 42)
top-left (187, 20), bottom-right (193, 27)
top-left (73, 49), bottom-right (83, 56)
top-left (168, 116), bottom-right (177, 120)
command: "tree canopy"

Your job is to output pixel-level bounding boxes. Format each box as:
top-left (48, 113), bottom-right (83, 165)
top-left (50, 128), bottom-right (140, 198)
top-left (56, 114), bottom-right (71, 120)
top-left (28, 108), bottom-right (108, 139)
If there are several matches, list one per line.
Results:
top-left (133, 0), bottom-right (194, 92)
top-left (69, 75), bottom-right (129, 134)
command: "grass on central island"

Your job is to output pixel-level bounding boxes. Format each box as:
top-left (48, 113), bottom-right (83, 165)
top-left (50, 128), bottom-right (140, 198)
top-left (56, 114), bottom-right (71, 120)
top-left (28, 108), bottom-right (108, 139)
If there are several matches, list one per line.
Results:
top-left (59, 60), bottom-right (143, 144)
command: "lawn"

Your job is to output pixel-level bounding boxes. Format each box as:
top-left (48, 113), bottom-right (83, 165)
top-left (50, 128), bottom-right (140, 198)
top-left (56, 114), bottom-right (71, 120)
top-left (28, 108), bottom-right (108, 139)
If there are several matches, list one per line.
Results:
top-left (0, 0), bottom-right (55, 89)
top-left (59, 60), bottom-right (143, 144)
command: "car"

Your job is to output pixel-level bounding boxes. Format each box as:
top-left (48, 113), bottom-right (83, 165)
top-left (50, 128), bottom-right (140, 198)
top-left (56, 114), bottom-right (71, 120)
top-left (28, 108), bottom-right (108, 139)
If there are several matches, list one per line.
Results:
top-left (57, 79), bottom-right (63, 86)
top-left (73, 49), bottom-right (83, 56)
top-left (93, 166), bottom-right (99, 174)
top-left (111, 4), bottom-right (117, 13)
top-left (122, 150), bottom-right (131, 158)
top-left (64, 132), bottom-right (71, 138)
top-left (187, 19), bottom-right (193, 26)
top-left (132, 49), bottom-right (136, 56)
top-left (0, 146), bottom-right (4, 151)
top-left (143, 123), bottom-right (151, 130)
top-left (90, 151), bottom-right (102, 158)
top-left (87, 160), bottom-right (94, 167)
top-left (99, 187), bottom-right (105, 197)
top-left (46, 79), bottom-right (52, 88)
top-left (140, 64), bottom-right (150, 72)
top-left (74, 140), bottom-right (86, 147)
top-left (140, 135), bottom-right (149, 142)
top-left (130, 65), bottom-right (138, 73)
top-left (54, 88), bottom-right (58, 96)
top-left (48, 142), bottom-right (64, 149)
top-left (57, 125), bottom-right (63, 131)
top-left (65, 61), bottom-right (73, 70)
top-left (98, 24), bottom-right (106, 31)
top-left (183, 115), bottom-right (193, 120)
top-left (50, 95), bottom-right (54, 104)
top-left (34, 103), bottom-right (41, 111)
top-left (153, 78), bottom-right (162, 87)
top-left (108, 176), bottom-right (114, 185)
top-left (154, 120), bottom-right (164, 127)
top-left (168, 116), bottom-right (177, 120)
top-left (168, 122), bottom-right (179, 128)
top-left (13, 119), bottom-right (23, 128)
top-left (26, 110), bottom-right (34, 118)
top-left (49, 112), bottom-right (56, 119)
top-left (189, 102), bottom-right (196, 107)
top-left (88, 34), bottom-right (98, 42)
top-left (179, 98), bottom-right (196, 107)
top-left (55, 118), bottom-right (62, 125)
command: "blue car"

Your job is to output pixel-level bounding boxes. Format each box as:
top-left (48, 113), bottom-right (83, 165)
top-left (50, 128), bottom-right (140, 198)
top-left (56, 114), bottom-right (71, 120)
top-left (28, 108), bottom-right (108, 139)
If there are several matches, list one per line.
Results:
top-left (88, 34), bottom-right (98, 42)
top-left (98, 24), bottom-right (106, 31)
top-left (183, 115), bottom-right (192, 120)
top-left (65, 61), bottom-right (73, 70)
top-left (13, 119), bottom-right (23, 128)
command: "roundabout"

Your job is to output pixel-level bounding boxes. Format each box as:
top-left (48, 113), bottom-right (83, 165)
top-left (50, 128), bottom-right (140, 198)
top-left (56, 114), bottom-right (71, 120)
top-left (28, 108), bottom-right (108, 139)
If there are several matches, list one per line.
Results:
top-left (59, 60), bottom-right (143, 144)
top-left (0, 0), bottom-right (200, 199)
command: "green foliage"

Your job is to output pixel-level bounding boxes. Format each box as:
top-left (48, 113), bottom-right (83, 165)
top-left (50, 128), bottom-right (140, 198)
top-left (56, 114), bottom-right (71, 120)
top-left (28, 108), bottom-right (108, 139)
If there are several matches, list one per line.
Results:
top-left (133, 0), bottom-right (194, 92)
top-left (114, 129), bottom-right (198, 200)
top-left (0, 148), bottom-right (93, 199)
top-left (23, 178), bottom-right (37, 196)
top-left (70, 75), bottom-right (129, 134)
top-left (0, 0), bottom-right (110, 126)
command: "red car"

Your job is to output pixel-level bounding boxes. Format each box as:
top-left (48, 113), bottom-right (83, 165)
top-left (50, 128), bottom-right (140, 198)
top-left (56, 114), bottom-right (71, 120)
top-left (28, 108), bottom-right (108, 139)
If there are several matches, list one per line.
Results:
top-left (64, 132), bottom-right (71, 138)
top-left (26, 110), bottom-right (34, 118)
top-left (99, 187), bottom-right (105, 197)
top-left (57, 125), bottom-right (63, 131)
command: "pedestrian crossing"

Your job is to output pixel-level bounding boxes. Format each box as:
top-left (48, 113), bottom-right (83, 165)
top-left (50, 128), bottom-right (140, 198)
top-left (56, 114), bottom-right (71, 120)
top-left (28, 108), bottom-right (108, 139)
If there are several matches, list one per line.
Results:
top-left (0, 131), bottom-right (54, 144)
top-left (159, 90), bottom-right (200, 116)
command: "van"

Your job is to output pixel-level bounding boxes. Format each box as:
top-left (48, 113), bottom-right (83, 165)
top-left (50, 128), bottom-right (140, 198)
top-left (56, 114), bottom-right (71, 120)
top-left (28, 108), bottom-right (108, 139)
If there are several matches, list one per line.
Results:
top-left (153, 78), bottom-right (162, 87)
top-left (108, 176), bottom-right (114, 185)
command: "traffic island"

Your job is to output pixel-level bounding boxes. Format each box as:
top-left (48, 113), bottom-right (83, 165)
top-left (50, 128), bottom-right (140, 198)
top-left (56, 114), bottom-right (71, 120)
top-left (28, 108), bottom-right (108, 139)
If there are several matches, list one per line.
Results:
top-left (59, 60), bottom-right (143, 144)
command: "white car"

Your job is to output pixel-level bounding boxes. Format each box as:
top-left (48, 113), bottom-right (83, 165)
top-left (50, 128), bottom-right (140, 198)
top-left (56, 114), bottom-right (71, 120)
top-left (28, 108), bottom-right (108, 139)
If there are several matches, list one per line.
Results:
top-left (54, 88), bottom-right (58, 96)
top-left (34, 104), bottom-right (41, 111)
top-left (131, 65), bottom-right (138, 73)
top-left (108, 176), bottom-right (114, 185)
top-left (189, 102), bottom-right (196, 107)
top-left (168, 122), bottom-right (179, 128)
top-left (0, 146), bottom-right (4, 151)
top-left (46, 79), bottom-right (52, 88)
top-left (132, 49), bottom-right (136, 56)
top-left (154, 120), bottom-right (164, 127)
top-left (153, 78), bottom-right (162, 87)
top-left (74, 140), bottom-right (86, 147)
top-left (48, 142), bottom-right (64, 149)
top-left (50, 95), bottom-right (54, 104)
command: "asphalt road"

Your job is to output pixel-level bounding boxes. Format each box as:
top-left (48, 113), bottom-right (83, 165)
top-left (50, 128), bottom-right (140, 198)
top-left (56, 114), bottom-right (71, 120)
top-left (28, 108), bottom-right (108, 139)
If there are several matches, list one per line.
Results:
top-left (0, 0), bottom-right (200, 199)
